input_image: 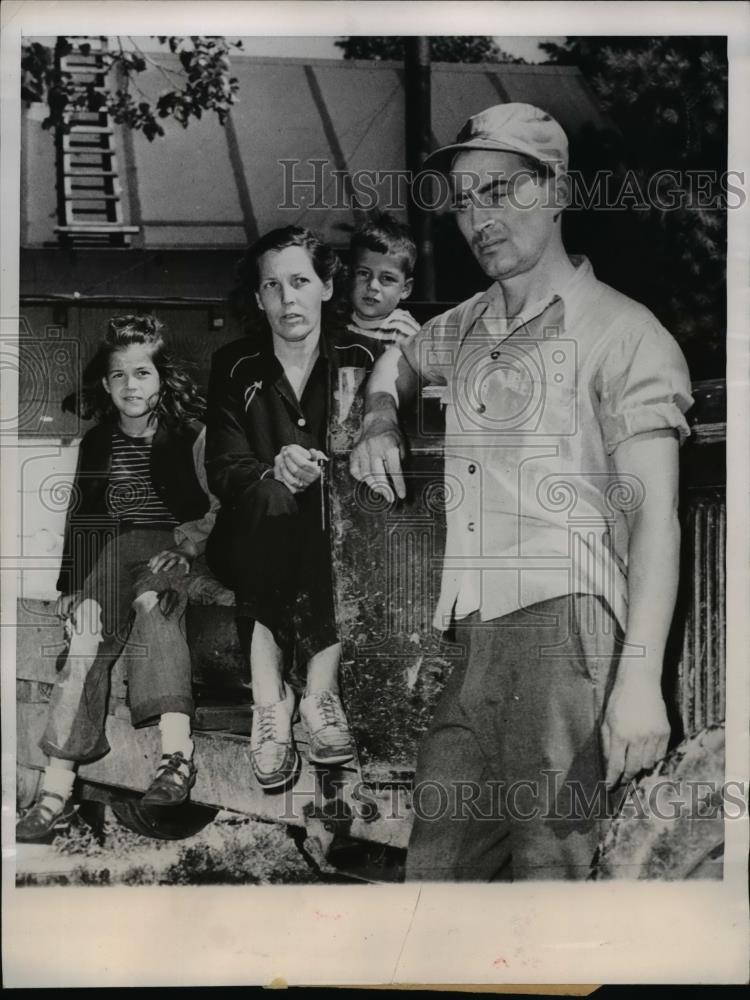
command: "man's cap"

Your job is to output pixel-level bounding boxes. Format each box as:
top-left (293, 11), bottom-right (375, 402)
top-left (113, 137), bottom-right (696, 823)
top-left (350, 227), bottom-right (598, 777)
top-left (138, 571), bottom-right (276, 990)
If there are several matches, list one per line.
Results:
top-left (423, 102), bottom-right (569, 175)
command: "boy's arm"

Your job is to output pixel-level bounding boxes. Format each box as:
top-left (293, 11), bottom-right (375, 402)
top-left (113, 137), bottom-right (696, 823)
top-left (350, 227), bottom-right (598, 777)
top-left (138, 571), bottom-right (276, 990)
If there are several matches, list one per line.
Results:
top-left (601, 428), bottom-right (680, 787)
top-left (387, 308), bottom-right (421, 342)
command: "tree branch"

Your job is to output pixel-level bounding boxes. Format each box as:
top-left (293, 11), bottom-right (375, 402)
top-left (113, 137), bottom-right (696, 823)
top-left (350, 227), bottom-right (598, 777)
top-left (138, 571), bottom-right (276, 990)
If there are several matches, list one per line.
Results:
top-left (126, 36), bottom-right (184, 87)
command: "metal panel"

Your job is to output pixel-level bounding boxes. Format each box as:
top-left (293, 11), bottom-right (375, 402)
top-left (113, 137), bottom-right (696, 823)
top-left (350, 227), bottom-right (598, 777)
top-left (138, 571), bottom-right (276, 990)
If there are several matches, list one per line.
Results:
top-left (678, 497), bottom-right (727, 735)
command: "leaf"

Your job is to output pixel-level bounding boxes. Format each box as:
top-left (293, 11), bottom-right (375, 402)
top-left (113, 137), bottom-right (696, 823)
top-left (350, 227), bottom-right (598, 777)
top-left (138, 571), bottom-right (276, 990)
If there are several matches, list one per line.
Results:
top-left (156, 91), bottom-right (177, 114)
top-left (89, 90), bottom-right (106, 111)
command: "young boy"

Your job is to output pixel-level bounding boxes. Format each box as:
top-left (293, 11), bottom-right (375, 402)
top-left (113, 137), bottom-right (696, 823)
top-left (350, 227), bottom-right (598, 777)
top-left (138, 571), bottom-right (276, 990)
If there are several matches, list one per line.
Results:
top-left (347, 214), bottom-right (420, 352)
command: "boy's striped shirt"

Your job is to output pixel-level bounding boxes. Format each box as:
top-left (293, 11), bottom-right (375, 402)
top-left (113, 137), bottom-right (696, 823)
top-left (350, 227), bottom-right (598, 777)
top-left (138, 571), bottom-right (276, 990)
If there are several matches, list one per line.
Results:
top-left (346, 307), bottom-right (420, 346)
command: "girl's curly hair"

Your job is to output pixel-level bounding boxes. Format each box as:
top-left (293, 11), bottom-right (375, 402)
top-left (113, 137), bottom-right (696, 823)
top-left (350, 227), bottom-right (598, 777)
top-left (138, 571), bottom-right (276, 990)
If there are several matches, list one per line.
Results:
top-left (228, 225), bottom-right (349, 333)
top-left (79, 315), bottom-right (205, 428)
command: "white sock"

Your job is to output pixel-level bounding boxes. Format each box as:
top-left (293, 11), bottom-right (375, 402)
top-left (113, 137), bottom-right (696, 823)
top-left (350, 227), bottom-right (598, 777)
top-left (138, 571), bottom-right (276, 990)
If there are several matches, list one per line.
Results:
top-left (159, 712), bottom-right (194, 759)
top-left (41, 764), bottom-right (76, 801)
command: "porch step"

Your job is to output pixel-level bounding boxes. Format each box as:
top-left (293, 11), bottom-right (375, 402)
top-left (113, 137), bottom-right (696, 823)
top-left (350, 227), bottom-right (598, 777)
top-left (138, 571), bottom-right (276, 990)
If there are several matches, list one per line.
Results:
top-left (194, 704), bottom-right (253, 735)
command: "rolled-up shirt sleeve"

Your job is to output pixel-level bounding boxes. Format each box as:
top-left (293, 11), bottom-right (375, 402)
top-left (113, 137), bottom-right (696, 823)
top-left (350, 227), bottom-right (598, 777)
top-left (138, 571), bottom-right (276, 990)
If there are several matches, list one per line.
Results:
top-left (598, 321), bottom-right (694, 454)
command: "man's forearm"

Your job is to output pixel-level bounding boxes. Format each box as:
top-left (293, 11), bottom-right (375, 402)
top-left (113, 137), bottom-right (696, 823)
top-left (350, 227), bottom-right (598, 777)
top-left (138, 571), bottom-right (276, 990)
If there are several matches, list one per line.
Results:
top-left (362, 350), bottom-right (419, 430)
top-left (351, 350), bottom-right (419, 496)
top-left (362, 390), bottom-right (401, 434)
top-left (622, 508), bottom-right (681, 673)
top-left (602, 431), bottom-right (680, 784)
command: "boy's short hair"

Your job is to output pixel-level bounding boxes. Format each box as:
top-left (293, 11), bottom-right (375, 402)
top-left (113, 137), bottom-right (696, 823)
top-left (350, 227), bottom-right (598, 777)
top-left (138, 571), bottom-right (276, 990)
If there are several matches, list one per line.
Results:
top-left (350, 213), bottom-right (417, 279)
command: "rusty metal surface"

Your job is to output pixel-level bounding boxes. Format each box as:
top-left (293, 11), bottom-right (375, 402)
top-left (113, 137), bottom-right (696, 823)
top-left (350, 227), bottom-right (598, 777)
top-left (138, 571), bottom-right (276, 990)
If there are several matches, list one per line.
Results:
top-left (331, 450), bottom-right (459, 770)
top-left (329, 392), bottom-right (459, 772)
top-left (677, 495), bottom-right (726, 736)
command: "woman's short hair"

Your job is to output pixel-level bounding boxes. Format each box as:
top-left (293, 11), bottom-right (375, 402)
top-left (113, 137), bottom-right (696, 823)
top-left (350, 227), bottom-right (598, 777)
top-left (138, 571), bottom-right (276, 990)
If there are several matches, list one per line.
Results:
top-left (243, 226), bottom-right (342, 290)
top-left (230, 226), bottom-right (345, 330)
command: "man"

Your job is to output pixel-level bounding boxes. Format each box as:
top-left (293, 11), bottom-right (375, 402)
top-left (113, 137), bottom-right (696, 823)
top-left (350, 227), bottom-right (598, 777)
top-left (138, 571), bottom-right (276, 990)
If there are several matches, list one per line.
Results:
top-left (350, 104), bottom-right (694, 880)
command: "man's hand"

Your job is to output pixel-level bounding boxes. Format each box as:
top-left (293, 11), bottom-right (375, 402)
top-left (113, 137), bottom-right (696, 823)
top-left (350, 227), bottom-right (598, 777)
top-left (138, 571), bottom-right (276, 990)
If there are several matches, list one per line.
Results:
top-left (274, 444), bottom-right (325, 494)
top-left (148, 538), bottom-right (198, 576)
top-left (349, 422), bottom-right (406, 501)
top-left (601, 667), bottom-right (671, 788)
top-left (55, 591), bottom-right (81, 622)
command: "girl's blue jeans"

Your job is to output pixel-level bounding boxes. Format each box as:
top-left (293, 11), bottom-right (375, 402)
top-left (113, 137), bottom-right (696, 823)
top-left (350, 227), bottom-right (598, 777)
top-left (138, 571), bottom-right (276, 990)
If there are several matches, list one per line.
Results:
top-left (40, 527), bottom-right (197, 763)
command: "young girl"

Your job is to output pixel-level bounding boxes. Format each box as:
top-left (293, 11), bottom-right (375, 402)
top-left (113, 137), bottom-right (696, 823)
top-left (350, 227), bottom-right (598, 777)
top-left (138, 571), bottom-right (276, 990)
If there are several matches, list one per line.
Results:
top-left (17, 315), bottom-right (217, 842)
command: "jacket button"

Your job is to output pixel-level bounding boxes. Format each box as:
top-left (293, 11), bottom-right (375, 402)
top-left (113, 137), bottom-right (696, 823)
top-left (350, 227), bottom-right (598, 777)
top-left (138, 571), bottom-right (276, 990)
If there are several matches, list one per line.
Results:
top-left (297, 417), bottom-right (306, 427)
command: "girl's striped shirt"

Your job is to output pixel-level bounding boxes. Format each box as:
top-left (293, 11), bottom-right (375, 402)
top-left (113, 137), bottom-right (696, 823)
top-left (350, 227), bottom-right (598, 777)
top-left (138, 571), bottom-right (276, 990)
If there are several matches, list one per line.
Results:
top-left (105, 427), bottom-right (178, 527)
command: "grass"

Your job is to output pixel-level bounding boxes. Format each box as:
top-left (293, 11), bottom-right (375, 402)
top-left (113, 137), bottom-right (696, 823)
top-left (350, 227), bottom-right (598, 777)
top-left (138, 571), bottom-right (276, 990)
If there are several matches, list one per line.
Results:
top-left (16, 808), bottom-right (322, 886)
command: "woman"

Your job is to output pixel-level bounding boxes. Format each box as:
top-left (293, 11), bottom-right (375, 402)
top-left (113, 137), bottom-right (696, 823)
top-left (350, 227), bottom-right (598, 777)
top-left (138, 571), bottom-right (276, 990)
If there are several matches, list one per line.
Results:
top-left (205, 226), bottom-right (374, 790)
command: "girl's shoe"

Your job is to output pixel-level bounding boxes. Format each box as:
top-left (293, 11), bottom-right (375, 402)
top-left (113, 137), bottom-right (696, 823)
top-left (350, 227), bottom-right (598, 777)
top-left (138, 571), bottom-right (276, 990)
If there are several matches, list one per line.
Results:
top-left (142, 752), bottom-right (197, 806)
top-left (250, 684), bottom-right (300, 790)
top-left (16, 791), bottom-right (75, 842)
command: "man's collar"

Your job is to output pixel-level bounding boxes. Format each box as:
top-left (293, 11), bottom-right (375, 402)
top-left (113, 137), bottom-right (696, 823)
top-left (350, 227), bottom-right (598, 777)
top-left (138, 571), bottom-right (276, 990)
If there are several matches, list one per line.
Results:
top-left (477, 255), bottom-right (594, 329)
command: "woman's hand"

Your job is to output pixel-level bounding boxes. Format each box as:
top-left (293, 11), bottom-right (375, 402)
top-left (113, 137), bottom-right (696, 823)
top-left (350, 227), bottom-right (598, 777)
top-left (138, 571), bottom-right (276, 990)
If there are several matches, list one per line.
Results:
top-left (55, 591), bottom-right (81, 622)
top-left (147, 538), bottom-right (198, 576)
top-left (273, 445), bottom-right (327, 494)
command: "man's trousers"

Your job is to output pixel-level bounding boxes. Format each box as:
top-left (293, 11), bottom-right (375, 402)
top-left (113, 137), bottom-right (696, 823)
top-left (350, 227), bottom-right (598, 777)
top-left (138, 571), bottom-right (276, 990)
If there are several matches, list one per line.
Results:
top-left (406, 594), bottom-right (624, 881)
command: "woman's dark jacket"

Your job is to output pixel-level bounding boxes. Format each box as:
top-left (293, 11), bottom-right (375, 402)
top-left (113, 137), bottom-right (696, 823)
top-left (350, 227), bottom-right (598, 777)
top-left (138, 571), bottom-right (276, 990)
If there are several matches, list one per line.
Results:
top-left (205, 325), bottom-right (376, 513)
top-left (56, 419), bottom-right (209, 594)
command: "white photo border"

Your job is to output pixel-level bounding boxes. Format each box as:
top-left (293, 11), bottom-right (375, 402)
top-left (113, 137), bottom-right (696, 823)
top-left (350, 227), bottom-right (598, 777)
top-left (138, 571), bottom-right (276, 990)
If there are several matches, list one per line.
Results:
top-left (2, 0), bottom-right (748, 987)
